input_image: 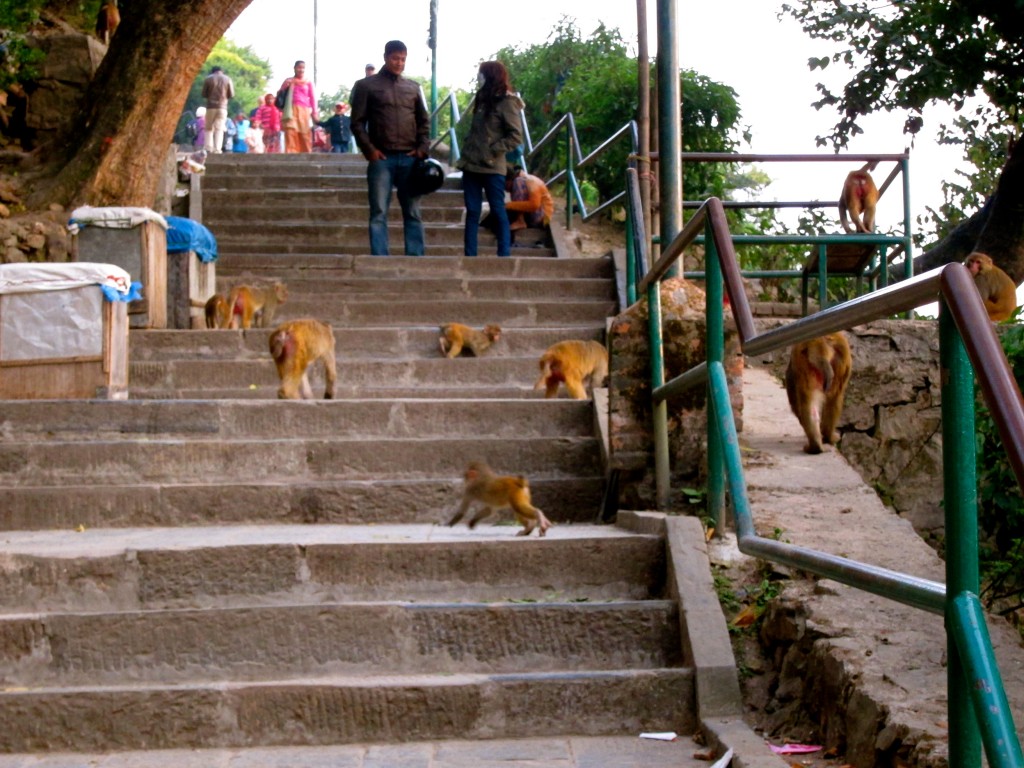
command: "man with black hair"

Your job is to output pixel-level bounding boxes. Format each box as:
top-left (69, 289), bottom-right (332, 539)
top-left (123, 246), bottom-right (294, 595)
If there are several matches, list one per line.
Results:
top-left (350, 40), bottom-right (430, 255)
top-left (202, 66), bottom-right (234, 154)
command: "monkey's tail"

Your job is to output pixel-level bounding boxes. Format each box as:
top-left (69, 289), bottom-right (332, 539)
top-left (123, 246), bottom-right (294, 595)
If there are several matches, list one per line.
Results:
top-left (808, 347), bottom-right (835, 393)
top-left (535, 355), bottom-right (554, 389)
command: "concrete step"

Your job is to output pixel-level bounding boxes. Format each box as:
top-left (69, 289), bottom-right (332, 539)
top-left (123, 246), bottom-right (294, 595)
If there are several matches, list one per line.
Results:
top-left (210, 221), bottom-right (508, 248)
top-left (211, 276), bottom-right (614, 301)
top-left (208, 202), bottom-right (468, 224)
top-left (0, 524), bottom-right (665, 611)
top-left (212, 253), bottom-right (612, 279)
top-left (0, 476), bottom-right (604, 530)
top-left (129, 327), bottom-right (605, 361)
top-left (2, 399), bottom-right (595, 441)
top-left (213, 240), bottom-right (555, 258)
top-left (126, 357), bottom-right (561, 392)
top-left (0, 669), bottom-right (694, 752)
top-left (0, 735), bottom-right (713, 768)
top-left (0, 435), bottom-right (601, 486)
top-left (203, 188), bottom-right (460, 208)
top-left (0, 599), bottom-right (681, 686)
top-left (202, 299), bottom-right (614, 327)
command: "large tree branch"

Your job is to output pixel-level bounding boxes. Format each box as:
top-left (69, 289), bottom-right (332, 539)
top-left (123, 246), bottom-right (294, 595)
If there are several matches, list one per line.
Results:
top-left (913, 136), bottom-right (1024, 284)
top-left (28, 0), bottom-right (253, 209)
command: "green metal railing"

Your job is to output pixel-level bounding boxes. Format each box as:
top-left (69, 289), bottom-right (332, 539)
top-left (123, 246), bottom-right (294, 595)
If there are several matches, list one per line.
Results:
top-left (627, 175), bottom-right (1024, 766)
top-left (427, 91), bottom-right (464, 161)
top-left (434, 98), bottom-right (638, 231)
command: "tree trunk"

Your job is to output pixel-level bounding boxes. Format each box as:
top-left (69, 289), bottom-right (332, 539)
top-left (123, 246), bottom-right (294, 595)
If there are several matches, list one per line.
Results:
top-left (913, 137), bottom-right (1024, 284)
top-left (28, 0), bottom-right (253, 209)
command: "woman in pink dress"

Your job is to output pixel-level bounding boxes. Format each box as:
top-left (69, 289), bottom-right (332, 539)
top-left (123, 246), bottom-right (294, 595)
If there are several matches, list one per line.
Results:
top-left (279, 60), bottom-right (317, 153)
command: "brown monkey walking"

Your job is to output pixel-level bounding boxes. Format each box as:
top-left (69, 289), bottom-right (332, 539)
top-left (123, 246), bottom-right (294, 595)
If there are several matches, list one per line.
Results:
top-left (268, 318), bottom-right (337, 400)
top-left (785, 332), bottom-right (852, 455)
top-left (227, 282), bottom-right (288, 329)
top-left (438, 323), bottom-right (502, 358)
top-left (534, 339), bottom-right (609, 399)
top-left (447, 461), bottom-right (552, 537)
top-left (838, 166), bottom-right (879, 234)
top-left (965, 252), bottom-right (1017, 322)
top-left (204, 293), bottom-right (231, 329)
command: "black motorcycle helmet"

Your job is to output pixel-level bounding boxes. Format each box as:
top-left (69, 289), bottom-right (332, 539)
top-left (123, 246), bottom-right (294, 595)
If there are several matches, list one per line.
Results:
top-left (404, 158), bottom-right (446, 196)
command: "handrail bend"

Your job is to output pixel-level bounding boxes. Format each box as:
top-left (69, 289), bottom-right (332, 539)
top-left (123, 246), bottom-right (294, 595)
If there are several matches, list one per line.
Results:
top-left (628, 185), bottom-right (1024, 767)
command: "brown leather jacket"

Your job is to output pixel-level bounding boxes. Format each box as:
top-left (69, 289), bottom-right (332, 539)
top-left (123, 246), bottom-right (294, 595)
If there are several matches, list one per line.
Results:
top-left (350, 71), bottom-right (429, 157)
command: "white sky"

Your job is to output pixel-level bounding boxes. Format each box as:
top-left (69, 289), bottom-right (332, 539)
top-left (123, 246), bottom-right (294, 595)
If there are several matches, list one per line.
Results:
top-left (227, 0), bottom-right (969, 240)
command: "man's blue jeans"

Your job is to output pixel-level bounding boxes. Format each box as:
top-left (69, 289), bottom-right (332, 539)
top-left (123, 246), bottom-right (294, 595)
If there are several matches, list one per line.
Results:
top-left (463, 170), bottom-right (510, 257)
top-left (367, 152), bottom-right (424, 256)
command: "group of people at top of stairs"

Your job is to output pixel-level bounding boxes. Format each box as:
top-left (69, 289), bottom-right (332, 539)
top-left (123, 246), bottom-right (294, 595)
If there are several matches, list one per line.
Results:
top-left (192, 62), bottom-right (355, 156)
top-left (350, 39), bottom-right (553, 257)
top-left (193, 40), bottom-right (553, 258)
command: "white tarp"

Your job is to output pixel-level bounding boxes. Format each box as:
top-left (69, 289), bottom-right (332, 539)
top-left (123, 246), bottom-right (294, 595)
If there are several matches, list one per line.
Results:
top-left (0, 262), bottom-right (132, 297)
top-left (67, 206), bottom-right (168, 234)
top-left (0, 285), bottom-right (103, 360)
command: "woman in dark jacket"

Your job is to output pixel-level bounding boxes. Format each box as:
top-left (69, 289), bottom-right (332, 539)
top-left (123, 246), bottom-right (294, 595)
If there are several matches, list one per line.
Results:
top-left (458, 61), bottom-right (523, 257)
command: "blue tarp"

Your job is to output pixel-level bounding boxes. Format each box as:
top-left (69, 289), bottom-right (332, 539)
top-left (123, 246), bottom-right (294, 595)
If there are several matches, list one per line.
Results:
top-left (100, 281), bottom-right (144, 302)
top-left (166, 216), bottom-right (218, 263)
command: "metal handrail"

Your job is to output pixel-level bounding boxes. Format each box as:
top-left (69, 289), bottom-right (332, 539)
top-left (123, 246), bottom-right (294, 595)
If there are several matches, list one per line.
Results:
top-left (427, 91), bottom-right (463, 162)
top-left (628, 182), bottom-right (1024, 767)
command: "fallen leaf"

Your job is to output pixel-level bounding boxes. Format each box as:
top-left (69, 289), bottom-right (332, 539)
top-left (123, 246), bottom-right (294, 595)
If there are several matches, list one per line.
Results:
top-left (731, 603), bottom-right (760, 627)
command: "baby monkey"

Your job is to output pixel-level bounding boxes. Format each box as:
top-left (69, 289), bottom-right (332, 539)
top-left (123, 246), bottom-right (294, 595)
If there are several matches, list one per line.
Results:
top-left (447, 461), bottom-right (552, 537)
top-left (438, 323), bottom-right (502, 358)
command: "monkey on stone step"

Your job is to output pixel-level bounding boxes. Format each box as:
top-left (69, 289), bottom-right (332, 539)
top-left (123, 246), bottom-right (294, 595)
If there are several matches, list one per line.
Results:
top-left (228, 282), bottom-right (288, 330)
top-left (447, 461), bottom-right (552, 537)
top-left (438, 323), bottom-right (502, 358)
top-left (534, 339), bottom-right (609, 400)
top-left (268, 318), bottom-right (337, 400)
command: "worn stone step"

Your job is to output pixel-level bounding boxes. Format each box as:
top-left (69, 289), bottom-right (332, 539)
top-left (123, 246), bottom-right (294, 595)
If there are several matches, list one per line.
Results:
top-left (127, 383), bottom-right (558, 400)
top-left (0, 600), bottom-right (681, 686)
top-left (0, 435), bottom-right (601, 486)
top-left (0, 476), bottom-right (604, 531)
top-left (214, 253), bottom-right (613, 278)
top-left (210, 221), bottom-right (504, 247)
top-left (204, 188), bottom-right (459, 208)
top-left (207, 202), bottom-right (468, 224)
top-left (209, 275), bottom-right (614, 301)
top-left (127, 357), bottom-right (557, 391)
top-left (0, 524), bottom-right (665, 611)
top-left (0, 735), bottom-right (713, 768)
top-left (0, 669), bottom-right (695, 752)
top-left (214, 241), bottom-right (550, 258)
top-left (129, 327), bottom-right (605, 361)
top-left (1, 399), bottom-right (595, 441)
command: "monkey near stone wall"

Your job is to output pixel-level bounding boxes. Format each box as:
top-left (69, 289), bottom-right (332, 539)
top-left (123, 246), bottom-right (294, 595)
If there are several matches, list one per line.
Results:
top-left (785, 332), bottom-right (852, 455)
top-left (534, 339), bottom-right (608, 400)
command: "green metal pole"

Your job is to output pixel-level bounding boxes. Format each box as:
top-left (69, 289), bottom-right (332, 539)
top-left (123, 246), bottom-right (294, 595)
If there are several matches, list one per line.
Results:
top-left (939, 300), bottom-right (981, 768)
top-left (565, 131), bottom-right (573, 231)
top-left (656, 0), bottom-right (680, 278)
top-left (429, 0), bottom-right (438, 138)
top-left (648, 281), bottom-right (669, 509)
top-left (705, 221), bottom-right (724, 532)
top-left (626, 213), bottom-right (637, 306)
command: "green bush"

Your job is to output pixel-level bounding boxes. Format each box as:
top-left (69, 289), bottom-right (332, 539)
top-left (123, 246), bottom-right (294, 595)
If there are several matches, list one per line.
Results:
top-left (976, 323), bottom-right (1024, 622)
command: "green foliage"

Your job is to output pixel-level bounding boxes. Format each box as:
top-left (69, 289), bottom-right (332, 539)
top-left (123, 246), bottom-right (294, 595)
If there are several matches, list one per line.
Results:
top-left (0, 1), bottom-right (48, 90)
top-left (780, 1), bottom-right (1024, 243)
top-left (177, 39), bottom-right (273, 142)
top-left (976, 325), bottom-right (1024, 620)
top-left (318, 85), bottom-right (351, 115)
top-left (494, 17), bottom-right (746, 203)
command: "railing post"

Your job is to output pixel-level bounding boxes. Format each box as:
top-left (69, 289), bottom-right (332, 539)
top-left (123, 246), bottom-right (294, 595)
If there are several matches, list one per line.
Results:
top-left (939, 299), bottom-right (982, 768)
top-left (626, 213), bottom-right (637, 307)
top-left (648, 280), bottom-right (670, 509)
top-left (705, 220), bottom-right (725, 532)
top-left (565, 130), bottom-right (574, 231)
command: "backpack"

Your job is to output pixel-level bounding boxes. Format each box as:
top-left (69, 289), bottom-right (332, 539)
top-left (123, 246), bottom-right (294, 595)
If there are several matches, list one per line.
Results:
top-left (185, 120), bottom-right (198, 141)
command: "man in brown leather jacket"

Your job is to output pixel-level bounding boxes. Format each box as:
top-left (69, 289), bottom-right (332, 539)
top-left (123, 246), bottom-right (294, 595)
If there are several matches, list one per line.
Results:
top-left (350, 40), bottom-right (430, 256)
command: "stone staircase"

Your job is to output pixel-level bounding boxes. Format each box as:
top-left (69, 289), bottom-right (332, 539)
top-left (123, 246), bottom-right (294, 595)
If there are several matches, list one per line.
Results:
top-left (0, 153), bottom-right (731, 766)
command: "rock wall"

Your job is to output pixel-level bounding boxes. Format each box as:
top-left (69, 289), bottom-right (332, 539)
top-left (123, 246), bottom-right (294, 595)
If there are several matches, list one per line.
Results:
top-left (608, 277), bottom-right (744, 509)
